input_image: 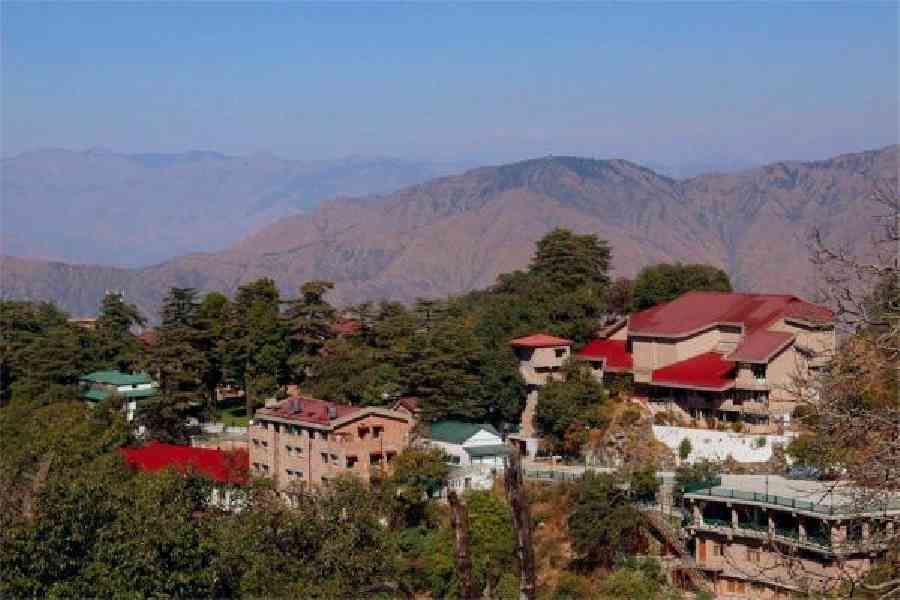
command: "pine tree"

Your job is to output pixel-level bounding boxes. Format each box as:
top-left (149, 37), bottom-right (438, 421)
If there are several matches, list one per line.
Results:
top-left (141, 288), bottom-right (207, 441)
top-left (94, 292), bottom-right (146, 372)
top-left (285, 280), bottom-right (336, 383)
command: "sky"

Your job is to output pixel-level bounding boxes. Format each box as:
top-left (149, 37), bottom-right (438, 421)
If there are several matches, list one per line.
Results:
top-left (2, 2), bottom-right (898, 168)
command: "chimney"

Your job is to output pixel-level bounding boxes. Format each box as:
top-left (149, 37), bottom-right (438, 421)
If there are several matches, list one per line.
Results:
top-left (327, 405), bottom-right (337, 420)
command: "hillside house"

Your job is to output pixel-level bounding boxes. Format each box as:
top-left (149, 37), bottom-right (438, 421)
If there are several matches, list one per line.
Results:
top-left (422, 420), bottom-right (511, 470)
top-left (119, 442), bottom-right (249, 510)
top-left (684, 474), bottom-right (899, 597)
top-left (577, 292), bottom-right (834, 428)
top-left (249, 396), bottom-right (414, 500)
top-left (79, 370), bottom-right (159, 423)
top-left (509, 333), bottom-right (573, 454)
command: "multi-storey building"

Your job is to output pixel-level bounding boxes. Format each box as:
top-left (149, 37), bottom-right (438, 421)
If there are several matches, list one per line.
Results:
top-left (249, 396), bottom-right (414, 498)
top-left (683, 475), bottom-right (899, 597)
top-left (509, 333), bottom-right (573, 455)
top-left (577, 292), bottom-right (835, 427)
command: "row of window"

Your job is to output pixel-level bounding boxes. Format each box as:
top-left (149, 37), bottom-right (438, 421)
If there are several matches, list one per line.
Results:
top-left (254, 420), bottom-right (386, 441)
top-left (251, 462), bottom-right (270, 473)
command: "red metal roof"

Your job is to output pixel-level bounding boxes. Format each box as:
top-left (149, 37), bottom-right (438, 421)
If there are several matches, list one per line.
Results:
top-left (726, 330), bottom-right (794, 363)
top-left (577, 339), bottom-right (633, 371)
top-left (119, 443), bottom-right (248, 485)
top-left (629, 292), bottom-right (832, 337)
top-left (652, 352), bottom-right (736, 391)
top-left (510, 333), bottom-right (574, 348)
top-left (332, 319), bottom-right (363, 336)
top-left (254, 395), bottom-right (358, 426)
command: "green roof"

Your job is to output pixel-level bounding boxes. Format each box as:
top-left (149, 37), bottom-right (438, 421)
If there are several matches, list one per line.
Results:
top-left (80, 370), bottom-right (154, 386)
top-left (82, 387), bottom-right (158, 402)
top-left (465, 444), bottom-right (512, 458)
top-left (427, 420), bottom-right (500, 445)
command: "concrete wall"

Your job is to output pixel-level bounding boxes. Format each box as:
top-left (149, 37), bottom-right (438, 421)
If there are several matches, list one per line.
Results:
top-left (652, 425), bottom-right (794, 463)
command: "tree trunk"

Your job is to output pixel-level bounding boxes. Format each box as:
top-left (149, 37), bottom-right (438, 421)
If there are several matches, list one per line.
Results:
top-left (504, 450), bottom-right (536, 600)
top-left (448, 490), bottom-right (477, 600)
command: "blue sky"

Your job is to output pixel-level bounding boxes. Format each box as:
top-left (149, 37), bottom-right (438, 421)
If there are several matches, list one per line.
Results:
top-left (2, 2), bottom-right (897, 167)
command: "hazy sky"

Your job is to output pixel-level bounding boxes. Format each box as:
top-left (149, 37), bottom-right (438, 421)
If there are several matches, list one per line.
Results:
top-left (3, 2), bottom-right (897, 167)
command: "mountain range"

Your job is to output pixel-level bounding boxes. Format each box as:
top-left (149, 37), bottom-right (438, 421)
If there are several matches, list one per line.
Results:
top-left (1, 148), bottom-right (467, 266)
top-left (1, 146), bottom-right (895, 319)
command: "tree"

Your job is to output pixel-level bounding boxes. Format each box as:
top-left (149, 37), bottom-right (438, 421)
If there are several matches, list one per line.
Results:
top-left (285, 281), bottom-right (337, 383)
top-left (382, 448), bottom-right (450, 527)
top-left (141, 288), bottom-right (207, 442)
top-left (196, 292), bottom-right (230, 415)
top-left (674, 459), bottom-right (720, 502)
top-left (627, 464), bottom-right (661, 504)
top-left (463, 491), bottom-right (517, 598)
top-left (94, 292), bottom-right (146, 372)
top-left (221, 279), bottom-right (289, 417)
top-left (605, 277), bottom-right (634, 315)
top-left (567, 472), bottom-right (645, 567)
top-left (534, 361), bottom-right (608, 455)
top-left (678, 438), bottom-right (693, 462)
top-left (529, 228), bottom-right (611, 291)
top-left (631, 263), bottom-right (732, 310)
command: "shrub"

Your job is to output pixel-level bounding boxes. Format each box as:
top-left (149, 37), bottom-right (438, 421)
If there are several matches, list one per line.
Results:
top-left (620, 407), bottom-right (641, 427)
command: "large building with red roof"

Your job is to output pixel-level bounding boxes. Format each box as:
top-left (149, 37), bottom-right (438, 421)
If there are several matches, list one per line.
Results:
top-left (249, 396), bottom-right (414, 498)
top-left (577, 292), bottom-right (835, 426)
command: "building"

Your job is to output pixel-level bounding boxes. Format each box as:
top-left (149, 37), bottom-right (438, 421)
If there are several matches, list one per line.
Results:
top-left (684, 474), bottom-right (899, 597)
top-left (248, 396), bottom-right (414, 497)
top-left (391, 396), bottom-right (422, 421)
top-left (422, 420), bottom-right (511, 470)
top-left (119, 442), bottom-right (248, 510)
top-left (509, 333), bottom-right (574, 454)
top-left (79, 370), bottom-right (159, 422)
top-left (577, 292), bottom-right (834, 428)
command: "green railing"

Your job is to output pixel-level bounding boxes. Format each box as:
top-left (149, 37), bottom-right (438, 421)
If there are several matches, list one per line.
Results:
top-left (681, 477), bottom-right (723, 494)
top-left (773, 526), bottom-right (798, 540)
top-left (684, 486), bottom-right (900, 516)
top-left (702, 516), bottom-right (731, 528)
top-left (739, 520), bottom-right (770, 534)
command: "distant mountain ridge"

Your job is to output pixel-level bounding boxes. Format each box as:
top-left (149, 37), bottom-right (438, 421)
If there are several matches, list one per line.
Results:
top-left (2, 146), bottom-right (895, 319)
top-left (1, 148), bottom-right (467, 266)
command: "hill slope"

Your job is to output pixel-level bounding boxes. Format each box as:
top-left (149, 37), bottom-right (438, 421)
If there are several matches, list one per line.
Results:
top-left (1, 149), bottom-right (465, 266)
top-left (2, 146), bottom-right (895, 318)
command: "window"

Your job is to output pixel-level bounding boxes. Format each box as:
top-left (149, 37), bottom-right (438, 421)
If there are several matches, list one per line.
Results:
top-left (330, 453), bottom-right (339, 463)
top-left (373, 426), bottom-right (383, 439)
top-left (554, 348), bottom-right (566, 358)
top-left (358, 426), bottom-right (370, 440)
top-left (712, 541), bottom-right (723, 557)
top-left (321, 453), bottom-right (329, 464)
top-left (752, 364), bottom-right (767, 382)
top-left (286, 469), bottom-right (304, 479)
top-left (261, 440), bottom-right (269, 448)
top-left (319, 431), bottom-right (328, 441)
top-left (273, 423), bottom-right (280, 433)
top-left (346, 455), bottom-right (358, 469)
top-left (448, 455), bottom-right (461, 465)
top-left (252, 439), bottom-right (260, 447)
top-left (370, 453), bottom-right (383, 466)
top-left (747, 548), bottom-right (761, 563)
top-left (262, 464), bottom-right (270, 473)
top-left (386, 452), bottom-right (396, 464)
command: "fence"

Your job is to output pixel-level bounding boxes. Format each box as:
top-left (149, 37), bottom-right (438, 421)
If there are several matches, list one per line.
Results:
top-left (201, 423), bottom-right (248, 435)
top-left (685, 486), bottom-right (900, 515)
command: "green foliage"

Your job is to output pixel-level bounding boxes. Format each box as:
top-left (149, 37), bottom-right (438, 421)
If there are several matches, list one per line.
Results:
top-left (628, 464), bottom-right (661, 503)
top-left (94, 292), bottom-right (146, 372)
top-left (139, 288), bottom-right (208, 441)
top-left (382, 448), bottom-right (450, 527)
top-left (465, 491), bottom-right (517, 595)
top-left (530, 228), bottom-right (611, 291)
top-left (568, 472), bottom-right (644, 567)
top-left (678, 437), bottom-right (692, 461)
top-left (285, 280), bottom-right (337, 383)
top-left (632, 262), bottom-right (732, 310)
top-left (0, 300), bottom-right (100, 406)
top-left (598, 557), bottom-right (668, 600)
top-left (552, 571), bottom-right (593, 599)
top-left (220, 278), bottom-right (290, 416)
top-left (535, 361), bottom-right (608, 455)
top-left (674, 459), bottom-right (720, 500)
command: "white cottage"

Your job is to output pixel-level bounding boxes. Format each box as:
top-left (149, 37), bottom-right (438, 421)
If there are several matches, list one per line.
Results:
top-left (423, 420), bottom-right (511, 470)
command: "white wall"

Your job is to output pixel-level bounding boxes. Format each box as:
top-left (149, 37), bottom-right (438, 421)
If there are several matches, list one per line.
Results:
top-left (652, 425), bottom-right (795, 464)
top-left (425, 428), bottom-right (505, 467)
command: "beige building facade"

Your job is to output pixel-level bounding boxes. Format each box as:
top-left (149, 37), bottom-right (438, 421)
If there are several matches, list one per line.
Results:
top-left (249, 396), bottom-right (414, 497)
top-left (578, 292), bottom-right (835, 428)
top-left (684, 476), bottom-right (899, 597)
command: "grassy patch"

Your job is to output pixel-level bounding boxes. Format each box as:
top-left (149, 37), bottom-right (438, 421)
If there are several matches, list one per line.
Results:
top-left (216, 396), bottom-right (249, 427)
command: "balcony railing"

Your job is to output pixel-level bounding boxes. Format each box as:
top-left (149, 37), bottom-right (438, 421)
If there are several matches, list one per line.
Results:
top-left (684, 486), bottom-right (900, 515)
